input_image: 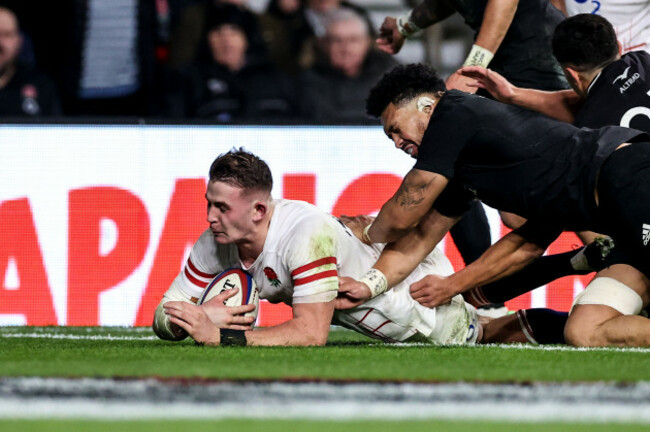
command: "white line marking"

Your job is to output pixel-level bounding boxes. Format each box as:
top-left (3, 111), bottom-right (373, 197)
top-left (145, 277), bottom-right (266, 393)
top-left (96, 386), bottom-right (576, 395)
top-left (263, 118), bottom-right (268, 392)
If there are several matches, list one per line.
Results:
top-left (2, 331), bottom-right (650, 352)
top-left (0, 333), bottom-right (157, 341)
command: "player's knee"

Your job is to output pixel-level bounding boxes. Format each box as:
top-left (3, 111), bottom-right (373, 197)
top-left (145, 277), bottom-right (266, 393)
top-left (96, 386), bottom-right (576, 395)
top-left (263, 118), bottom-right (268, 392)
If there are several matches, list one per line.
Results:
top-left (563, 319), bottom-right (595, 347)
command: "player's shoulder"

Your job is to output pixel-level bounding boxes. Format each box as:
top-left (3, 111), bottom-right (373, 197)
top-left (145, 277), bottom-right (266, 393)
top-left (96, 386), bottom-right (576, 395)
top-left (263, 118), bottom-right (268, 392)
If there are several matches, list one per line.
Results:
top-left (266, 200), bottom-right (343, 261)
top-left (273, 199), bottom-right (329, 222)
top-left (269, 199), bottom-right (337, 238)
top-left (601, 53), bottom-right (648, 83)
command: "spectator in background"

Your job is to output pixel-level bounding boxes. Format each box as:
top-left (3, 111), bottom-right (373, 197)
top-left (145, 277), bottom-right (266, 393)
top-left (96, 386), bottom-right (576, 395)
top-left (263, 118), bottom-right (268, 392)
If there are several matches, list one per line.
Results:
top-left (0, 0), bottom-right (165, 117)
top-left (163, 3), bottom-right (297, 122)
top-left (303, 0), bottom-right (374, 39)
top-left (300, 9), bottom-right (397, 124)
top-left (258, 0), bottom-right (313, 75)
top-left (168, 0), bottom-right (266, 69)
top-left (0, 7), bottom-right (61, 117)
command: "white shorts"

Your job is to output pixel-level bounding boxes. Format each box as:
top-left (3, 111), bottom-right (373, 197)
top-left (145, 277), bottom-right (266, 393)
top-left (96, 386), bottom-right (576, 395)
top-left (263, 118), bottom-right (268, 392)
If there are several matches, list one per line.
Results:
top-left (333, 247), bottom-right (480, 345)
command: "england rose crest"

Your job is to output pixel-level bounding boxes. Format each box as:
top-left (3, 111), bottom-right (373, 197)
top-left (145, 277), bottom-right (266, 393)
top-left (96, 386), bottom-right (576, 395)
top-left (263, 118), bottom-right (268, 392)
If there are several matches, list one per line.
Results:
top-left (263, 266), bottom-right (281, 286)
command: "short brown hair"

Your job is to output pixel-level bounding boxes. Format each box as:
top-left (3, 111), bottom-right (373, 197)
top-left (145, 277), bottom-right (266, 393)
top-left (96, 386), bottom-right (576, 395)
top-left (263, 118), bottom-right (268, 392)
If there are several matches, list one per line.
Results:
top-left (209, 148), bottom-right (273, 193)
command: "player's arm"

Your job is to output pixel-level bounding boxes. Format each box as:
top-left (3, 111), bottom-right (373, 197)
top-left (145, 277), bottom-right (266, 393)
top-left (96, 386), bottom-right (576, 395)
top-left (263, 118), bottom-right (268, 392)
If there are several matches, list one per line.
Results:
top-left (365, 168), bottom-right (448, 244)
top-left (337, 204), bottom-right (459, 310)
top-left (473, 0), bottom-right (519, 56)
top-left (375, 207), bottom-right (459, 287)
top-left (168, 298), bottom-right (336, 347)
top-left (377, 0), bottom-right (455, 54)
top-left (244, 301), bottom-right (335, 346)
top-left (459, 66), bottom-right (581, 122)
top-left (445, 0), bottom-right (518, 92)
top-left (410, 225), bottom-right (556, 307)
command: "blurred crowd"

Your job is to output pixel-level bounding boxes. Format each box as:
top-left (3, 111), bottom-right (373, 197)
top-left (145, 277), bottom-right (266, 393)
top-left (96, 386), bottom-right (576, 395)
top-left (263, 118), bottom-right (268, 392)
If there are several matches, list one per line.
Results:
top-left (0, 0), bottom-right (400, 124)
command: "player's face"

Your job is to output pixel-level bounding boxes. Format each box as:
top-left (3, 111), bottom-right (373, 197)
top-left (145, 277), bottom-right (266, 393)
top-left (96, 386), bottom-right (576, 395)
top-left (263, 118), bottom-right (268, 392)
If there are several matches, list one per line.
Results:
top-left (205, 180), bottom-right (257, 245)
top-left (380, 102), bottom-right (430, 158)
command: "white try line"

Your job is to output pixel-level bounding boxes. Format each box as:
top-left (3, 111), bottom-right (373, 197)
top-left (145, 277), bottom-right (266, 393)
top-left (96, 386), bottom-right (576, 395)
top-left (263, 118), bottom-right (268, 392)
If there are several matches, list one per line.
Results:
top-left (0, 332), bottom-right (158, 341)
top-left (2, 331), bottom-right (650, 352)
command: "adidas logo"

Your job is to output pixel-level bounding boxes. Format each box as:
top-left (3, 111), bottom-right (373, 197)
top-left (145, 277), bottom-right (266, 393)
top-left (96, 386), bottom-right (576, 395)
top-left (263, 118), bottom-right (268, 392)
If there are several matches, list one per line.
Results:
top-left (643, 224), bottom-right (650, 246)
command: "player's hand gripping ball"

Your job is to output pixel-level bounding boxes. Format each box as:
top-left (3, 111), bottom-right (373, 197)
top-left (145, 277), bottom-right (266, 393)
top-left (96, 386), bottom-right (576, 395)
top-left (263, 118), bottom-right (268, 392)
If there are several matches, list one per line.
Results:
top-left (198, 268), bottom-right (260, 326)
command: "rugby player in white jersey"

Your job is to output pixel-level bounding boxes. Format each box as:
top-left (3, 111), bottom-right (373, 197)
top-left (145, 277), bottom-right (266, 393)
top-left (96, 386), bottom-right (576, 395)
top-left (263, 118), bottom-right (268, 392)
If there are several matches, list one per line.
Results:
top-left (154, 148), bottom-right (550, 346)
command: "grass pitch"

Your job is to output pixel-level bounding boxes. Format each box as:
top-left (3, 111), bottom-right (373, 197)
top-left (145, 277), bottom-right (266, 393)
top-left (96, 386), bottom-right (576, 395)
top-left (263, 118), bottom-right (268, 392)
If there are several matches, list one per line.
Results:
top-left (1, 326), bottom-right (648, 382)
top-left (1, 326), bottom-right (649, 431)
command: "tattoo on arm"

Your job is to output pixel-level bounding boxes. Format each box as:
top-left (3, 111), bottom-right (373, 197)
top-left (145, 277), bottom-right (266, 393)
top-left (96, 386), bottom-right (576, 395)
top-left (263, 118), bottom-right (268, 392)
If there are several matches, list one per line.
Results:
top-left (395, 173), bottom-right (431, 208)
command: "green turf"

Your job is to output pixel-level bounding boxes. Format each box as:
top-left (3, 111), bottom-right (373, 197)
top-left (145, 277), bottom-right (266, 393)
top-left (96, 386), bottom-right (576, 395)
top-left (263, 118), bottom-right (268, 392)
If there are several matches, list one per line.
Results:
top-left (0, 326), bottom-right (648, 382)
top-left (1, 419), bottom-right (648, 432)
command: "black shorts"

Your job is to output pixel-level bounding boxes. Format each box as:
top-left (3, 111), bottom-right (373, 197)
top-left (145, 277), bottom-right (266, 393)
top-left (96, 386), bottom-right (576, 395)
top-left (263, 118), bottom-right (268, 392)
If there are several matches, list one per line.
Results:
top-left (597, 141), bottom-right (650, 278)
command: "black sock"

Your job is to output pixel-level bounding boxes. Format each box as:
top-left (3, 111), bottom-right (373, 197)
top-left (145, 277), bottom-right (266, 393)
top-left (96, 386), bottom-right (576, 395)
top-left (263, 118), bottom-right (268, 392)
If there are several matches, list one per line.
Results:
top-left (479, 250), bottom-right (588, 303)
top-left (516, 308), bottom-right (568, 344)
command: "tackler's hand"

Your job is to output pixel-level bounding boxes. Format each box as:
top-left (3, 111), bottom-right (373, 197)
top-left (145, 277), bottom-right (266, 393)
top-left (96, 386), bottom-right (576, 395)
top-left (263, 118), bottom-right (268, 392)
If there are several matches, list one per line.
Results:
top-left (409, 274), bottom-right (456, 308)
top-left (445, 70), bottom-right (479, 94)
top-left (457, 66), bottom-right (515, 102)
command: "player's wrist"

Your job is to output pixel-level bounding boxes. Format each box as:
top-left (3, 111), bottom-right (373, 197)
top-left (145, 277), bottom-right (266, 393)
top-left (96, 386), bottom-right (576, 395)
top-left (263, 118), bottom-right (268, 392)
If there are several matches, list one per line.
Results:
top-left (220, 328), bottom-right (247, 346)
top-left (396, 11), bottom-right (422, 38)
top-left (362, 223), bottom-right (374, 244)
top-left (359, 268), bottom-right (388, 299)
top-left (463, 44), bottom-right (494, 68)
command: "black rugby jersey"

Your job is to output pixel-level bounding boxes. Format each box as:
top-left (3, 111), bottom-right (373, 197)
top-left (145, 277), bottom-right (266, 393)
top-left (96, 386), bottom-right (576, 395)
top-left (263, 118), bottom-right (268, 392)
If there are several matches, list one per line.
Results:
top-left (413, 91), bottom-right (646, 241)
top-left (575, 51), bottom-right (650, 133)
top-left (449, 0), bottom-right (567, 90)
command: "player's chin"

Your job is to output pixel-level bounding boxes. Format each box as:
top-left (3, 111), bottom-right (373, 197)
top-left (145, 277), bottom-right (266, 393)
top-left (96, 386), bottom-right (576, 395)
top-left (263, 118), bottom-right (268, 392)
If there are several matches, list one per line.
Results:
top-left (212, 233), bottom-right (230, 243)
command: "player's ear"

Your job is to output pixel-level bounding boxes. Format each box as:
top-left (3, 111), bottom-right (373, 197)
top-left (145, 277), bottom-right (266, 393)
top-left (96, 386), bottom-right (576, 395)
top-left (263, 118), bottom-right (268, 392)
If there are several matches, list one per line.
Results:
top-left (563, 66), bottom-right (583, 93)
top-left (252, 201), bottom-right (268, 221)
top-left (417, 96), bottom-right (435, 114)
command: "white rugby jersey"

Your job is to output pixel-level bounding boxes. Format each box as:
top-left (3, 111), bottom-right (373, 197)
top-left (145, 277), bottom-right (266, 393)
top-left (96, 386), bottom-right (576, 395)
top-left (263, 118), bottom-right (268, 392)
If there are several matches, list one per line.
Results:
top-left (175, 199), bottom-right (390, 305)
top-left (564, 0), bottom-right (649, 53)
top-left (167, 198), bottom-right (465, 343)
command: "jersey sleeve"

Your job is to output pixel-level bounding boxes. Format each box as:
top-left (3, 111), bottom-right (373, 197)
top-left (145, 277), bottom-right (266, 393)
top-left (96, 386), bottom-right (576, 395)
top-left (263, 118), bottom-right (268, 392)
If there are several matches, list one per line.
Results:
top-left (512, 218), bottom-right (563, 249)
top-left (284, 217), bottom-right (340, 304)
top-left (432, 178), bottom-right (473, 217)
top-left (174, 229), bottom-right (223, 298)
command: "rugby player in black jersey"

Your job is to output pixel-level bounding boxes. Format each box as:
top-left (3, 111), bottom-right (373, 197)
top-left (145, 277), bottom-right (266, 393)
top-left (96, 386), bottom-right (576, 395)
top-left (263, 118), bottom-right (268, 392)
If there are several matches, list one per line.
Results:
top-left (337, 63), bottom-right (650, 347)
top-left (375, 0), bottom-right (571, 312)
top-left (454, 13), bottom-right (650, 308)
top-left (460, 14), bottom-right (650, 134)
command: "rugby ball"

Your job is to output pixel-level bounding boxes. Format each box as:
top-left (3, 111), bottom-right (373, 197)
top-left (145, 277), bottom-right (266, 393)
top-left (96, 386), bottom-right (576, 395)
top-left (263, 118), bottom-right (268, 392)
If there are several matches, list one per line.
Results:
top-left (198, 269), bottom-right (259, 325)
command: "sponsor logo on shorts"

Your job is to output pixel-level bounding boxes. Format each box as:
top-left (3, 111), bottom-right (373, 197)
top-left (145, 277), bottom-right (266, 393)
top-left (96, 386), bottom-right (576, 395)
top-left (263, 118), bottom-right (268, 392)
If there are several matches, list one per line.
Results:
top-left (643, 223), bottom-right (650, 246)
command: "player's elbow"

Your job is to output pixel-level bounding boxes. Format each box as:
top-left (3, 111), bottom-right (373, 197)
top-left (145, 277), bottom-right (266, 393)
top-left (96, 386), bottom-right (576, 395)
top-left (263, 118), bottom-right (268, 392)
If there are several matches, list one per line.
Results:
top-left (152, 301), bottom-right (188, 341)
top-left (295, 323), bottom-right (330, 346)
top-left (518, 243), bottom-right (545, 267)
top-left (301, 328), bottom-right (329, 346)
